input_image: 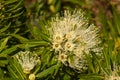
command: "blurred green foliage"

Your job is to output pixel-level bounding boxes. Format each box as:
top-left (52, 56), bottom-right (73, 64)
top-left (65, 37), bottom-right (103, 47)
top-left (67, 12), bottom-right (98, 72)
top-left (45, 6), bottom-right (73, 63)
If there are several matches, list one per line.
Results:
top-left (0, 0), bottom-right (120, 80)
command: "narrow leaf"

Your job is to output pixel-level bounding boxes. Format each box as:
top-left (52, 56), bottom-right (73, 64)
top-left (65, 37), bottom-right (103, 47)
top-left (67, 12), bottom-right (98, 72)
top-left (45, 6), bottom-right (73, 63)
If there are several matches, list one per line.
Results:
top-left (0, 22), bottom-right (11, 33)
top-left (10, 34), bottom-right (29, 43)
top-left (0, 37), bottom-right (9, 52)
top-left (1, 46), bottom-right (17, 55)
top-left (36, 64), bottom-right (58, 78)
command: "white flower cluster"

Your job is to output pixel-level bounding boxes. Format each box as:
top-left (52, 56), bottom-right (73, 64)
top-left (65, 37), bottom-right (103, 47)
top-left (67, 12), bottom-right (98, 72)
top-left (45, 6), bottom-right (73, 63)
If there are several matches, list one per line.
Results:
top-left (48, 10), bottom-right (101, 72)
top-left (15, 51), bottom-right (40, 74)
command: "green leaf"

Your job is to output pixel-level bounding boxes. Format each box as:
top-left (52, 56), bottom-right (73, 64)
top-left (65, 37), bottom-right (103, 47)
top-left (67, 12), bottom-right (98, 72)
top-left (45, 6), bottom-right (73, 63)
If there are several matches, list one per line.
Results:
top-left (63, 74), bottom-right (71, 80)
top-left (33, 62), bottom-right (41, 74)
top-left (78, 74), bottom-right (103, 80)
top-left (107, 21), bottom-right (117, 38)
top-left (112, 7), bottom-right (120, 35)
top-left (84, 53), bottom-right (95, 73)
top-left (23, 40), bottom-right (49, 46)
top-left (16, 43), bottom-right (43, 49)
top-left (39, 32), bottom-right (50, 42)
top-left (54, 0), bottom-right (61, 12)
top-left (35, 47), bottom-right (45, 55)
top-left (64, 0), bottom-right (85, 6)
top-left (0, 37), bottom-right (10, 52)
top-left (36, 64), bottom-right (60, 78)
top-left (7, 0), bottom-right (23, 12)
top-left (11, 7), bottom-right (23, 13)
top-left (4, 0), bottom-right (18, 5)
top-left (27, 20), bottom-right (50, 41)
top-left (0, 78), bottom-right (18, 80)
top-left (39, 21), bottom-right (48, 35)
top-left (7, 57), bottom-right (26, 80)
top-left (10, 34), bottom-right (29, 43)
top-left (28, 24), bottom-right (50, 42)
top-left (0, 60), bottom-right (8, 67)
top-left (0, 68), bottom-right (4, 78)
top-left (40, 47), bottom-right (53, 69)
top-left (27, 21), bottom-right (42, 40)
top-left (0, 22), bottom-right (11, 33)
top-left (4, 11), bottom-right (24, 19)
top-left (29, 25), bottom-right (42, 40)
top-left (0, 46), bottom-right (17, 55)
top-left (7, 66), bottom-right (19, 79)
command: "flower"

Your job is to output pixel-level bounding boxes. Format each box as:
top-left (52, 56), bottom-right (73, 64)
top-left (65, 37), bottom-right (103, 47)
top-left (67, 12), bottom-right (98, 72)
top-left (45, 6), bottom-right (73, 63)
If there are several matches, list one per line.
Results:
top-left (53, 31), bottom-right (63, 43)
top-left (15, 51), bottom-right (40, 74)
top-left (64, 41), bottom-right (75, 51)
top-left (52, 42), bottom-right (62, 51)
top-left (65, 31), bottom-right (76, 41)
top-left (58, 53), bottom-right (67, 64)
top-left (47, 9), bottom-right (102, 72)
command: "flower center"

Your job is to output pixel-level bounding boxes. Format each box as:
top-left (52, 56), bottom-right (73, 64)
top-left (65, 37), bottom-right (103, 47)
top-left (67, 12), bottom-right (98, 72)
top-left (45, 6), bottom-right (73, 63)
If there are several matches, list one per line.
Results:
top-left (61, 55), bottom-right (65, 59)
top-left (56, 36), bottom-right (61, 40)
top-left (55, 43), bottom-right (59, 47)
top-left (66, 43), bottom-right (71, 48)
